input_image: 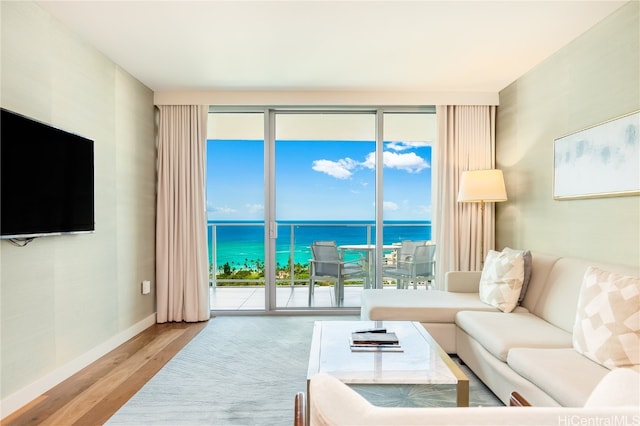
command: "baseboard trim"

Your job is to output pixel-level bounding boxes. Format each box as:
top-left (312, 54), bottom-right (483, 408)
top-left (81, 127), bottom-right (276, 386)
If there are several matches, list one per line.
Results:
top-left (0, 313), bottom-right (157, 419)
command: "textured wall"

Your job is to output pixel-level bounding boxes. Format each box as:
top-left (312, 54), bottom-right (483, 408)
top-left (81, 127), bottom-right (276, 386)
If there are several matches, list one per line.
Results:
top-left (0, 2), bottom-right (156, 400)
top-left (496, 1), bottom-right (639, 268)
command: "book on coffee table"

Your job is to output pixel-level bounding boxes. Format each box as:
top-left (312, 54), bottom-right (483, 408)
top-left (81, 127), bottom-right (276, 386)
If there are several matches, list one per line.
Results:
top-left (350, 345), bottom-right (403, 352)
top-left (351, 331), bottom-right (399, 345)
top-left (350, 331), bottom-right (402, 351)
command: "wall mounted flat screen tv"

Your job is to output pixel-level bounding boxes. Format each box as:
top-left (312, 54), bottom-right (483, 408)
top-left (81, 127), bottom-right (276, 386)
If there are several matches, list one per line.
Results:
top-left (1, 108), bottom-right (95, 239)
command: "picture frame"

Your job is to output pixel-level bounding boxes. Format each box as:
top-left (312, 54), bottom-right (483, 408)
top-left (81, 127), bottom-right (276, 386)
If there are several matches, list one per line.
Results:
top-left (553, 110), bottom-right (640, 200)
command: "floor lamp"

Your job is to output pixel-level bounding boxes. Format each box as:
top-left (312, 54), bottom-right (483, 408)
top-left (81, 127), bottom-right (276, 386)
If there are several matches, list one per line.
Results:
top-left (457, 169), bottom-right (508, 267)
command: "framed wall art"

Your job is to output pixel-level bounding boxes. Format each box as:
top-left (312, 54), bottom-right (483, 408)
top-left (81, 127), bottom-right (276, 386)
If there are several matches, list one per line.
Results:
top-left (553, 110), bottom-right (640, 200)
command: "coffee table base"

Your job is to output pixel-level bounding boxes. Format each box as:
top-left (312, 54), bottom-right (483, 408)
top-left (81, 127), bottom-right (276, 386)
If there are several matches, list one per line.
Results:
top-left (350, 382), bottom-right (469, 407)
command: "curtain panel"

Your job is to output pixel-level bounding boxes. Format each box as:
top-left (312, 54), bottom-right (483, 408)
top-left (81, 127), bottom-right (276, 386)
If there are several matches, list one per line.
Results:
top-left (156, 105), bottom-right (210, 323)
top-left (434, 105), bottom-right (497, 287)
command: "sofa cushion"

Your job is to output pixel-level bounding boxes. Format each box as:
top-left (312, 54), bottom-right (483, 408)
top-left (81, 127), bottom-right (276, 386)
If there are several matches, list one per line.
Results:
top-left (456, 311), bottom-right (572, 362)
top-left (573, 266), bottom-right (640, 369)
top-left (507, 348), bottom-right (610, 407)
top-left (361, 290), bottom-right (503, 323)
top-left (530, 257), bottom-right (640, 334)
top-left (516, 253), bottom-right (560, 311)
top-left (502, 247), bottom-right (532, 303)
top-left (479, 249), bottom-right (525, 313)
top-left (584, 367), bottom-right (640, 407)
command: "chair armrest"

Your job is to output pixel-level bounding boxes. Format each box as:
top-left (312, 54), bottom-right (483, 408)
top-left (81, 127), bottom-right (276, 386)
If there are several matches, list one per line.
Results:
top-left (294, 391), bottom-right (307, 426)
top-left (509, 392), bottom-right (531, 407)
top-left (311, 258), bottom-right (362, 266)
top-left (444, 271), bottom-right (482, 292)
top-left (310, 259), bottom-right (339, 266)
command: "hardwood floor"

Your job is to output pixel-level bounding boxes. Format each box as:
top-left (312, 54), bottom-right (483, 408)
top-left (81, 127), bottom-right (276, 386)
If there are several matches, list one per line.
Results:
top-left (3, 320), bottom-right (209, 426)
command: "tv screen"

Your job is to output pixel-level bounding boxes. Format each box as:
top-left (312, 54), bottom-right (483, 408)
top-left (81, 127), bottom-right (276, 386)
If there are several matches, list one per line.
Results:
top-left (1, 108), bottom-right (95, 239)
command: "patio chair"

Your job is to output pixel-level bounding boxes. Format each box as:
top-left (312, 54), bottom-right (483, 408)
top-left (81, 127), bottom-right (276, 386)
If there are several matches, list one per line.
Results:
top-left (384, 243), bottom-right (436, 289)
top-left (383, 240), bottom-right (426, 278)
top-left (389, 240), bottom-right (428, 267)
top-left (308, 240), bottom-right (366, 306)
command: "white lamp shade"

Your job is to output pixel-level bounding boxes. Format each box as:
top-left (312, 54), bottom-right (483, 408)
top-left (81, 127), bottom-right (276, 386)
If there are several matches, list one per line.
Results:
top-left (457, 169), bottom-right (508, 202)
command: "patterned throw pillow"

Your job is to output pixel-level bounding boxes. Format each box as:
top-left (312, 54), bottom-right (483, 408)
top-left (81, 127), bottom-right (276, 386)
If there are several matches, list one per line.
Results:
top-left (479, 249), bottom-right (525, 313)
top-left (573, 267), bottom-right (640, 369)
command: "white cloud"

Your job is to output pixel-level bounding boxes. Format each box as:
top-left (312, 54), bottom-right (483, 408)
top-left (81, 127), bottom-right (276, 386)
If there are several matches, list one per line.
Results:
top-left (211, 206), bottom-right (237, 214)
top-left (314, 147), bottom-right (429, 178)
top-left (362, 152), bottom-right (375, 169)
top-left (416, 205), bottom-right (432, 215)
top-left (312, 158), bottom-right (358, 179)
top-left (363, 151), bottom-right (429, 173)
top-left (383, 201), bottom-right (399, 211)
top-left (245, 203), bottom-right (264, 213)
top-left (384, 151), bottom-right (429, 173)
top-left (386, 141), bottom-right (431, 151)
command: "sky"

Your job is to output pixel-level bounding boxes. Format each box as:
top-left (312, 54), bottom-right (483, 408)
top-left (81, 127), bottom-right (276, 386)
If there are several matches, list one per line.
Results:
top-left (206, 139), bottom-right (432, 221)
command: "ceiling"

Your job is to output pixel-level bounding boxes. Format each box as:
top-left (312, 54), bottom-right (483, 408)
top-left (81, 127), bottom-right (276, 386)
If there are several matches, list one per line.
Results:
top-left (37, 1), bottom-right (627, 94)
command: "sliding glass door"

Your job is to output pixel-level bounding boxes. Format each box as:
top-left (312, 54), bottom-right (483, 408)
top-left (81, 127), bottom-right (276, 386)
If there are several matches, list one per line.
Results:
top-left (207, 112), bottom-right (266, 310)
top-left (273, 112), bottom-right (376, 308)
top-left (380, 112), bottom-right (435, 289)
top-left (206, 108), bottom-right (435, 312)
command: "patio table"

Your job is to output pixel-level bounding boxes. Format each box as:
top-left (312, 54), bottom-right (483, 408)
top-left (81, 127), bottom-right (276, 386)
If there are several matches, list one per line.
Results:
top-left (339, 244), bottom-right (399, 288)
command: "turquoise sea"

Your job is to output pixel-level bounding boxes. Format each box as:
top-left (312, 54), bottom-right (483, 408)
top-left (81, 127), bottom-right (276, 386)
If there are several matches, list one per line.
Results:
top-left (207, 220), bottom-right (432, 271)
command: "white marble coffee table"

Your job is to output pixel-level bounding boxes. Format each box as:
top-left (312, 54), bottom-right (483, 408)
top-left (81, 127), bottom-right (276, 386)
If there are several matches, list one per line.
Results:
top-left (307, 320), bottom-right (469, 407)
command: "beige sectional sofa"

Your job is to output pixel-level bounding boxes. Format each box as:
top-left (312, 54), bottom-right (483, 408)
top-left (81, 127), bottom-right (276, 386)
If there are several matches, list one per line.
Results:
top-left (361, 252), bottom-right (639, 407)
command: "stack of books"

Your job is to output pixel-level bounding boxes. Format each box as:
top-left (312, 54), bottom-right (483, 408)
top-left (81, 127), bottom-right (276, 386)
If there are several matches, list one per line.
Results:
top-left (350, 328), bottom-right (402, 352)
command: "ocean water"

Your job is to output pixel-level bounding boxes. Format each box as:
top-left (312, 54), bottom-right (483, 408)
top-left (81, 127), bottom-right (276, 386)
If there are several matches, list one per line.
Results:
top-left (208, 220), bottom-right (431, 271)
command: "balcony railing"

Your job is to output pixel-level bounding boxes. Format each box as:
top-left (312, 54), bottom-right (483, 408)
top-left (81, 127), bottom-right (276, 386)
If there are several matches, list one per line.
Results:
top-left (208, 221), bottom-right (432, 288)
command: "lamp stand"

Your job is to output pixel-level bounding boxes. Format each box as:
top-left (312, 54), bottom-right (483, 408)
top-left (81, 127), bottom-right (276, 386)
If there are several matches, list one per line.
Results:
top-left (480, 200), bottom-right (485, 268)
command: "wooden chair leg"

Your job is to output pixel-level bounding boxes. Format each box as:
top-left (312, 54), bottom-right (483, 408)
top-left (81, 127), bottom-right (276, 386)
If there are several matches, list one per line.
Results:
top-left (294, 392), bottom-right (307, 426)
top-left (509, 391), bottom-right (531, 407)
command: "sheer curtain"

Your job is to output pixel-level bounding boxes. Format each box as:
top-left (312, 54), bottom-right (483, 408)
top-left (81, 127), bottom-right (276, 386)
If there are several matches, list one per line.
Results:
top-left (434, 105), bottom-right (497, 288)
top-left (156, 105), bottom-right (210, 323)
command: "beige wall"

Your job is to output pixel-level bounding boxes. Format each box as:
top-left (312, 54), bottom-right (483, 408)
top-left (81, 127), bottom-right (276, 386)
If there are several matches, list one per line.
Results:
top-left (496, 1), bottom-right (639, 268)
top-left (0, 1), bottom-right (156, 408)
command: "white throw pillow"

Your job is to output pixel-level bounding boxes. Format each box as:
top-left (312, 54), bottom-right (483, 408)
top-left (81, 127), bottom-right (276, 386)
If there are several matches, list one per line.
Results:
top-left (479, 249), bottom-right (525, 313)
top-left (502, 247), bottom-right (532, 304)
top-left (573, 266), bottom-right (640, 369)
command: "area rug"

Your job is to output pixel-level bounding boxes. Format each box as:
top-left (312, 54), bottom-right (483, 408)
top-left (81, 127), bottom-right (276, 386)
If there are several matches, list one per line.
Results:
top-left (106, 316), bottom-right (502, 426)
